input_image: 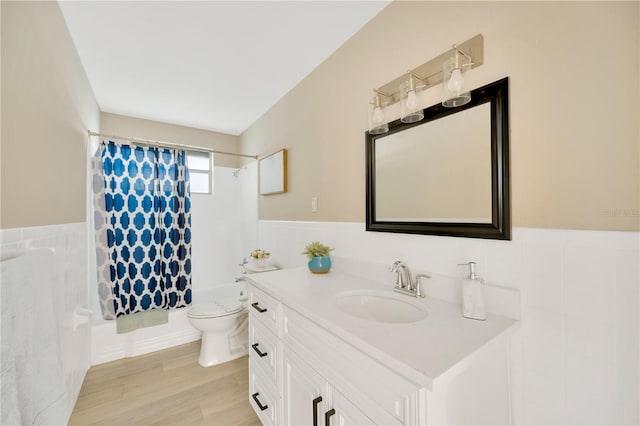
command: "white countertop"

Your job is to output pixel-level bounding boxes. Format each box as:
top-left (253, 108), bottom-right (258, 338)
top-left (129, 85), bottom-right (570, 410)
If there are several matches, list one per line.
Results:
top-left (247, 263), bottom-right (519, 390)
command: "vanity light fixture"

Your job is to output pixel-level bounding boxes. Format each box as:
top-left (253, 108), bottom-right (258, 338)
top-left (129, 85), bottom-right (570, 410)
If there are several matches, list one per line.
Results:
top-left (400, 73), bottom-right (425, 123)
top-left (368, 34), bottom-right (484, 134)
top-left (442, 44), bottom-right (473, 107)
top-left (368, 91), bottom-right (389, 135)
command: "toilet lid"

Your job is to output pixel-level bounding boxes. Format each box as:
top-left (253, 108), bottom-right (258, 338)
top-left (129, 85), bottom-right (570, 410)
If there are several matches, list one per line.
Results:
top-left (188, 301), bottom-right (244, 318)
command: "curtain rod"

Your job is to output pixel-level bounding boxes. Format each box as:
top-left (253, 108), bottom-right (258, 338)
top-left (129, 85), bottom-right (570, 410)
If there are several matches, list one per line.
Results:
top-left (88, 130), bottom-right (257, 159)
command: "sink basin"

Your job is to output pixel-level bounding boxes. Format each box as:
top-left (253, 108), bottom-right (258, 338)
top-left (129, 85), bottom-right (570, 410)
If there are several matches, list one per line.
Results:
top-left (334, 290), bottom-right (427, 324)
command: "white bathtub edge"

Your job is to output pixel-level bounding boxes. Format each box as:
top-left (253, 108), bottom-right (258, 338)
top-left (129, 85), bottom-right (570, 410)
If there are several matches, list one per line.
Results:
top-left (91, 312), bottom-right (201, 365)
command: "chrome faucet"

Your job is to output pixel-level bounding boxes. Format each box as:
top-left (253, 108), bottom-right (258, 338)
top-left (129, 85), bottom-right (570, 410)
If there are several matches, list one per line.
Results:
top-left (390, 260), bottom-right (413, 290)
top-left (389, 260), bottom-right (429, 298)
top-left (239, 258), bottom-right (248, 275)
top-left (235, 258), bottom-right (249, 283)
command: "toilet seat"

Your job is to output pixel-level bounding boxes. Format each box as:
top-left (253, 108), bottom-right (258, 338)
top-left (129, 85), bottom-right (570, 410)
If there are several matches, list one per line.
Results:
top-left (188, 302), bottom-right (244, 319)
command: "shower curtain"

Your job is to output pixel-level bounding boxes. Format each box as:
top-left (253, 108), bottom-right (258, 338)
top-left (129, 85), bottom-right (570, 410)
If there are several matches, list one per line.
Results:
top-left (93, 141), bottom-right (192, 320)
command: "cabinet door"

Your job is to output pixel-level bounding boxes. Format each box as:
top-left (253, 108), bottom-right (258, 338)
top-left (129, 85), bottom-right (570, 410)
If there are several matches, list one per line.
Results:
top-left (283, 346), bottom-right (328, 426)
top-left (249, 358), bottom-right (279, 426)
top-left (329, 386), bottom-right (375, 426)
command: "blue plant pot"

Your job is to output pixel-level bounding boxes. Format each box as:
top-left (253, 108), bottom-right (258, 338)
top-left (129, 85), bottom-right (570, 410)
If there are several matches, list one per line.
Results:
top-left (308, 256), bottom-right (331, 274)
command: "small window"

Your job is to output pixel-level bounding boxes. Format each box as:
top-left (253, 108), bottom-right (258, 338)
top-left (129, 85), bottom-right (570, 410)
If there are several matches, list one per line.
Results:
top-left (187, 150), bottom-right (213, 194)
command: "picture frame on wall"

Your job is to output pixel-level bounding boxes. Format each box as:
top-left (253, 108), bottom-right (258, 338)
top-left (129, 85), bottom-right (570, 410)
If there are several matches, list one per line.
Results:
top-left (259, 149), bottom-right (287, 195)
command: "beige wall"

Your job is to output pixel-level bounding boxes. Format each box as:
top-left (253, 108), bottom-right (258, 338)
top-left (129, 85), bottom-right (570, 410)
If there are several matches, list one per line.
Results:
top-left (1, 1), bottom-right (100, 229)
top-left (100, 113), bottom-right (244, 168)
top-left (241, 1), bottom-right (640, 231)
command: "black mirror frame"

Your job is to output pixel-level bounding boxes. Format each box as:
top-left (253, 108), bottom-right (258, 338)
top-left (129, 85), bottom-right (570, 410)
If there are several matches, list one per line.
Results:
top-left (366, 77), bottom-right (511, 240)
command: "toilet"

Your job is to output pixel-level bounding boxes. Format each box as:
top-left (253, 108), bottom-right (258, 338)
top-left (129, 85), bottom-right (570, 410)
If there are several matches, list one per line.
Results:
top-left (188, 299), bottom-right (248, 367)
top-left (189, 265), bottom-right (278, 367)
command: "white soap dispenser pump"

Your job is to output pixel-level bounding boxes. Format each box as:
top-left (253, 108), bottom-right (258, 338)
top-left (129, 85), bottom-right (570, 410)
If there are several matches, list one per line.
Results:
top-left (458, 262), bottom-right (486, 321)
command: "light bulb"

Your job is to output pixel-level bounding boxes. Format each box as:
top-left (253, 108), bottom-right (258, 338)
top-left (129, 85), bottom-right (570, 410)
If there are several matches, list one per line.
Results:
top-left (372, 106), bottom-right (384, 124)
top-left (406, 90), bottom-right (418, 110)
top-left (447, 68), bottom-right (464, 92)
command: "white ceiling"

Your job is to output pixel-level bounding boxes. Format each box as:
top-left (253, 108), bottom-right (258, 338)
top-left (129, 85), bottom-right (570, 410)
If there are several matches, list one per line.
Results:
top-left (59, 1), bottom-right (389, 136)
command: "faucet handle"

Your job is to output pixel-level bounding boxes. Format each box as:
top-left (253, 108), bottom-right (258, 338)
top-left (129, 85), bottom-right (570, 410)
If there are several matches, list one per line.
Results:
top-left (414, 274), bottom-right (430, 298)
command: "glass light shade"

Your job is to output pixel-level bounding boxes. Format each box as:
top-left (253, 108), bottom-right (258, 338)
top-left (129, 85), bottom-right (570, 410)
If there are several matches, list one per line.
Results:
top-left (447, 69), bottom-right (464, 91)
top-left (400, 80), bottom-right (424, 123)
top-left (442, 56), bottom-right (471, 108)
top-left (368, 101), bottom-right (388, 135)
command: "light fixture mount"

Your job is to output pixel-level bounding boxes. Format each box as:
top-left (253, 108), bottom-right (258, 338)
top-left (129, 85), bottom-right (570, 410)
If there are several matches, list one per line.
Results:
top-left (374, 34), bottom-right (484, 107)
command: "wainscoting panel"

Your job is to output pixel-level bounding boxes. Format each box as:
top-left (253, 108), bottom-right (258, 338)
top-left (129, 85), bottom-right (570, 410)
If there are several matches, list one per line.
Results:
top-left (1, 222), bottom-right (90, 425)
top-left (258, 220), bottom-right (639, 426)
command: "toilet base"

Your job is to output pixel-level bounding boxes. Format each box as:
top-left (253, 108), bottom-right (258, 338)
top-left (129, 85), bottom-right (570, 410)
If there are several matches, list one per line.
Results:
top-left (197, 331), bottom-right (247, 367)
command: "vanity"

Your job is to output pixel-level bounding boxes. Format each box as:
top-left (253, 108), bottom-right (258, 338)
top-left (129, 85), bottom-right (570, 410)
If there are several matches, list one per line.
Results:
top-left (246, 262), bottom-right (519, 426)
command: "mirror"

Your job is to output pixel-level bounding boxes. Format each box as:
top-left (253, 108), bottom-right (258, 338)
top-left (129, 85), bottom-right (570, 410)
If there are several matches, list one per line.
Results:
top-left (259, 149), bottom-right (287, 195)
top-left (366, 77), bottom-right (510, 240)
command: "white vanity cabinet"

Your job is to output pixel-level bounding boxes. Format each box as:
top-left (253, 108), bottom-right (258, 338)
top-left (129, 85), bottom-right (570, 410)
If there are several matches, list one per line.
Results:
top-left (280, 305), bottom-right (419, 425)
top-left (281, 346), bottom-right (325, 425)
top-left (282, 345), bottom-right (375, 426)
top-left (248, 286), bottom-right (281, 425)
top-left (330, 386), bottom-right (377, 426)
top-left (248, 284), bottom-right (420, 425)
top-left (247, 272), bottom-right (516, 426)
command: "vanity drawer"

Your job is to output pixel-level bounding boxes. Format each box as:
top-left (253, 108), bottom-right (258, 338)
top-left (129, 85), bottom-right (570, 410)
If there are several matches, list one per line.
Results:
top-left (249, 314), bottom-right (279, 387)
top-left (248, 284), bottom-right (280, 334)
top-left (282, 305), bottom-right (413, 424)
top-left (249, 358), bottom-right (280, 426)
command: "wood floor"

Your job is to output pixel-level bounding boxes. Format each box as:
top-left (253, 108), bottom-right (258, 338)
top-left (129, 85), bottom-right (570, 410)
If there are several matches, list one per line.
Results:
top-left (69, 341), bottom-right (261, 426)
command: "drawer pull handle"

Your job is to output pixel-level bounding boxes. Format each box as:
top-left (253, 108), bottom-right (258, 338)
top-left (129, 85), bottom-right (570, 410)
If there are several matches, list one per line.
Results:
top-left (324, 408), bottom-right (335, 426)
top-left (251, 302), bottom-right (267, 313)
top-left (251, 343), bottom-right (268, 357)
top-left (252, 392), bottom-right (268, 411)
top-left (312, 396), bottom-right (323, 426)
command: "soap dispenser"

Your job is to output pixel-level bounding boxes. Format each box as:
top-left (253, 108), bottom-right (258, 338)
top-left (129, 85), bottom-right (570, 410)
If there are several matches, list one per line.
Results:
top-left (458, 262), bottom-right (486, 321)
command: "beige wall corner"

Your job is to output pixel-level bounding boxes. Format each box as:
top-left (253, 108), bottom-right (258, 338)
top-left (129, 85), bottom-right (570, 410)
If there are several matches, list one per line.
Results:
top-left (100, 113), bottom-right (244, 169)
top-left (1, 1), bottom-right (100, 229)
top-left (241, 1), bottom-right (640, 232)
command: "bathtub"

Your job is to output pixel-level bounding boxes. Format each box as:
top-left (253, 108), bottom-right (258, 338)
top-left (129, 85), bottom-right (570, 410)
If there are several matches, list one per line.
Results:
top-left (90, 282), bottom-right (248, 365)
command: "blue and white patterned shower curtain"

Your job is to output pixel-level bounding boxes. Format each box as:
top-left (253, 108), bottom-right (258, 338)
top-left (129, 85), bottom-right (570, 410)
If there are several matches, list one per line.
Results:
top-left (93, 141), bottom-right (192, 319)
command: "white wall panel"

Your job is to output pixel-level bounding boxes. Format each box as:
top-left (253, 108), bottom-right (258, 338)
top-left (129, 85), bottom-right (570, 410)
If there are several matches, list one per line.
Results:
top-left (1, 222), bottom-right (89, 424)
top-left (258, 221), bottom-right (639, 425)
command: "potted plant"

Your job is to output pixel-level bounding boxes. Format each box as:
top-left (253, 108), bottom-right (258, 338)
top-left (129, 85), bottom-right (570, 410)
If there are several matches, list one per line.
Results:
top-left (250, 249), bottom-right (270, 267)
top-left (302, 241), bottom-right (334, 274)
